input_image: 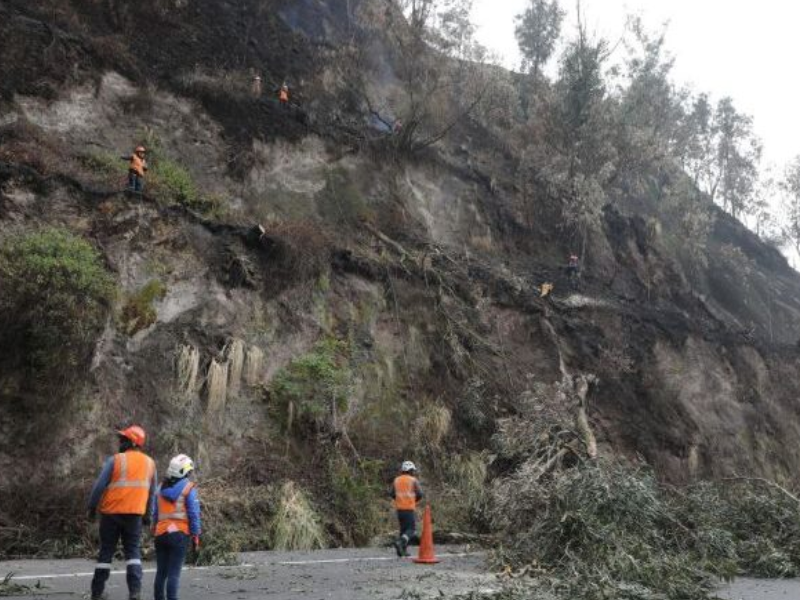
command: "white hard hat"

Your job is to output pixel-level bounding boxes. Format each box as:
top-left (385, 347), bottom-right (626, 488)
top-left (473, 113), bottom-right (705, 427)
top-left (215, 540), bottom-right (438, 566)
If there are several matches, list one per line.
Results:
top-left (167, 454), bottom-right (195, 479)
top-left (401, 461), bottom-right (417, 473)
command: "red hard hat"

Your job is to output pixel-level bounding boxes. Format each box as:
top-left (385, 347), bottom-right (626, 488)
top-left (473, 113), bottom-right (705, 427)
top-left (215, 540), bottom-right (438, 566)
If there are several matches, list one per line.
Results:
top-left (117, 425), bottom-right (146, 447)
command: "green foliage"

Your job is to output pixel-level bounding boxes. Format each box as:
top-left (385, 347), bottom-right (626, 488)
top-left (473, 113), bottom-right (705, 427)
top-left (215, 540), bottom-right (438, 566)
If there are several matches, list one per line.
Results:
top-left (491, 460), bottom-right (800, 600)
top-left (81, 151), bottom-right (128, 178)
top-left (119, 279), bottom-right (167, 336)
top-left (271, 337), bottom-right (352, 433)
top-left (514, 0), bottom-right (564, 80)
top-left (153, 159), bottom-right (201, 207)
top-left (0, 228), bottom-right (115, 388)
top-left (328, 457), bottom-right (386, 546)
top-left (138, 128), bottom-right (223, 215)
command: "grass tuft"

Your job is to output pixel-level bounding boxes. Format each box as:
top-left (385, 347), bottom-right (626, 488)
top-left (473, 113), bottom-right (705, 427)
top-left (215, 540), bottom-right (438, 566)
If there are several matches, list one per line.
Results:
top-left (119, 279), bottom-right (166, 336)
top-left (271, 481), bottom-right (327, 551)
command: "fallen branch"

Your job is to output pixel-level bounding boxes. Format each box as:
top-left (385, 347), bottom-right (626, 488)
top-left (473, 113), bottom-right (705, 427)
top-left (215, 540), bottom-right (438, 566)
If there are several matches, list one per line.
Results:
top-left (721, 476), bottom-right (800, 505)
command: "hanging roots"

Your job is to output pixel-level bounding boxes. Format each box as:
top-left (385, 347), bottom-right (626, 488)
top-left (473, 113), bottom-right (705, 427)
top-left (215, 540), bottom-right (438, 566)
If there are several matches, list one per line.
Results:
top-left (176, 344), bottom-right (200, 398)
top-left (244, 346), bottom-right (264, 387)
top-left (206, 359), bottom-right (229, 413)
top-left (225, 339), bottom-right (245, 396)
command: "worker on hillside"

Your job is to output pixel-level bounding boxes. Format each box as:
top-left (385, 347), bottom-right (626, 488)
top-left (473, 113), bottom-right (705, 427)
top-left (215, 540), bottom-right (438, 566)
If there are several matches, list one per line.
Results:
top-left (153, 454), bottom-right (201, 600)
top-left (390, 461), bottom-right (424, 557)
top-left (252, 74), bottom-right (263, 99)
top-left (567, 253), bottom-right (580, 279)
top-left (121, 145), bottom-right (148, 194)
top-left (88, 426), bottom-right (157, 600)
top-left (278, 81), bottom-right (290, 108)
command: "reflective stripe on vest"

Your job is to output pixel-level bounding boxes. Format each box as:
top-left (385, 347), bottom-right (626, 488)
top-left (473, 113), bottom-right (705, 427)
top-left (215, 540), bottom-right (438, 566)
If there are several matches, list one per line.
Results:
top-left (99, 452), bottom-right (154, 515)
top-left (394, 475), bottom-right (417, 511)
top-left (155, 482), bottom-right (194, 536)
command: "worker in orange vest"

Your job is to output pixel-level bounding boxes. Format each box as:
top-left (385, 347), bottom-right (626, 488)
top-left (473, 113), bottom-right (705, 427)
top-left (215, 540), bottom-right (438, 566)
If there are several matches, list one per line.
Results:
top-left (390, 461), bottom-right (424, 557)
top-left (278, 81), bottom-right (290, 108)
top-left (87, 426), bottom-right (157, 600)
top-left (153, 454), bottom-right (201, 600)
top-left (121, 145), bottom-right (148, 193)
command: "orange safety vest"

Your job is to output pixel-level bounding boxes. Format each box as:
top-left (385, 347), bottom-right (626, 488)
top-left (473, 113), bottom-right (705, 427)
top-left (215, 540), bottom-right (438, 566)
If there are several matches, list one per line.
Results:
top-left (393, 474), bottom-right (418, 511)
top-left (129, 154), bottom-right (146, 177)
top-left (98, 451), bottom-right (155, 516)
top-left (155, 482), bottom-right (195, 536)
top-left (279, 87), bottom-right (289, 102)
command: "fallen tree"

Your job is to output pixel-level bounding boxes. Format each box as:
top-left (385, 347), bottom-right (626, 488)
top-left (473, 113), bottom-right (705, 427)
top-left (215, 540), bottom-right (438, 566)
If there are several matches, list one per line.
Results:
top-left (470, 375), bottom-right (800, 600)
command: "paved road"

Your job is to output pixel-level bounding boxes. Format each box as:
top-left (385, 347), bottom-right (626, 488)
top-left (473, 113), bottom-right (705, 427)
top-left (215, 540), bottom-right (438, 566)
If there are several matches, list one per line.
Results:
top-left (0, 547), bottom-right (495, 599)
top-left (4, 551), bottom-right (798, 599)
top-left (716, 578), bottom-right (800, 600)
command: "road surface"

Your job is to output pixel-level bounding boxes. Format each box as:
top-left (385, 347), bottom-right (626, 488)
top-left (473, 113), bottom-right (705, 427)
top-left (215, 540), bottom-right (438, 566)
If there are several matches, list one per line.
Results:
top-left (0, 547), bottom-right (495, 599)
top-left (716, 578), bottom-right (800, 600)
top-left (2, 550), bottom-right (798, 599)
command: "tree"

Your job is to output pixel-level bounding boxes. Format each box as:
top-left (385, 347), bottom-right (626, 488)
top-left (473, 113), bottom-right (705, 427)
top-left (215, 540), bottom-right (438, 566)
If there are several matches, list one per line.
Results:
top-left (714, 97), bottom-right (762, 220)
top-left (781, 156), bottom-right (800, 259)
top-left (515, 0), bottom-right (564, 83)
top-left (356, 0), bottom-right (492, 152)
top-left (542, 6), bottom-right (615, 252)
top-left (613, 18), bottom-right (687, 190)
top-left (747, 167), bottom-right (782, 245)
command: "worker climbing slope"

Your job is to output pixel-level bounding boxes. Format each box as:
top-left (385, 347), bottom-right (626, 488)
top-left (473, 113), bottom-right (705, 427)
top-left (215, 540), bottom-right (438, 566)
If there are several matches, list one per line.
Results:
top-left (121, 146), bottom-right (148, 194)
top-left (278, 81), bottom-right (290, 109)
top-left (87, 426), bottom-right (157, 600)
top-left (390, 461), bottom-right (424, 557)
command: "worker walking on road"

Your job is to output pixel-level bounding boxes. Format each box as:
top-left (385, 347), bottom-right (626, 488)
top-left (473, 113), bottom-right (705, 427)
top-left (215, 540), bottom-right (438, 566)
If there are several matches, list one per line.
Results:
top-left (122, 145), bottom-right (148, 194)
top-left (390, 461), bottom-right (424, 557)
top-left (88, 426), bottom-right (157, 600)
top-left (153, 454), bottom-right (201, 600)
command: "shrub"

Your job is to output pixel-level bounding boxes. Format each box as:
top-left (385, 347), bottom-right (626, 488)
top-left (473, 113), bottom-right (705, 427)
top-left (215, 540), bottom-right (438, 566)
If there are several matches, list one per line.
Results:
top-left (328, 457), bottom-right (386, 546)
top-left (119, 279), bottom-right (167, 336)
top-left (0, 228), bottom-right (115, 391)
top-left (194, 481), bottom-right (275, 566)
top-left (270, 338), bottom-right (352, 434)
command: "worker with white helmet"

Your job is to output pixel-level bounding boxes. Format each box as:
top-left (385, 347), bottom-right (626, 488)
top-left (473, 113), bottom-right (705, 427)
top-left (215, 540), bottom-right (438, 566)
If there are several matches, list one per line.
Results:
top-left (390, 460), bottom-right (424, 557)
top-left (153, 454), bottom-right (201, 600)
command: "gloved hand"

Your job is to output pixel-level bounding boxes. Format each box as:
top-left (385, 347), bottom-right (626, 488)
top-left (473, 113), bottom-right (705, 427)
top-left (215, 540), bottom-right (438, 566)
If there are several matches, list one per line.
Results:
top-left (191, 536), bottom-right (201, 552)
top-left (87, 508), bottom-right (96, 522)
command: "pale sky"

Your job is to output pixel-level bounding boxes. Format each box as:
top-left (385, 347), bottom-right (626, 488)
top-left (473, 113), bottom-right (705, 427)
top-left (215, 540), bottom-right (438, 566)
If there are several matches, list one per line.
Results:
top-left (471, 0), bottom-right (800, 168)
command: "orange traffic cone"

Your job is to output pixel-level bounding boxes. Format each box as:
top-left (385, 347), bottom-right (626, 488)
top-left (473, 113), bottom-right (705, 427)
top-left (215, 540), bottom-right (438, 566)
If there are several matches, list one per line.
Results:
top-left (413, 505), bottom-right (440, 564)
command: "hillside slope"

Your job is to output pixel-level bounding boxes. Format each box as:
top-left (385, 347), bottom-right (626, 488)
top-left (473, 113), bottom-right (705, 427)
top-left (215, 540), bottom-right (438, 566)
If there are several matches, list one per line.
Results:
top-left (1, 0), bottom-right (800, 556)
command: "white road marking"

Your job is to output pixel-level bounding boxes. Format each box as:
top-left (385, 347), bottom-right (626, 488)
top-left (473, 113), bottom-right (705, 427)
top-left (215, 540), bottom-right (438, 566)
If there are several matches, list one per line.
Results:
top-left (277, 552), bottom-right (473, 566)
top-left (6, 553), bottom-right (477, 581)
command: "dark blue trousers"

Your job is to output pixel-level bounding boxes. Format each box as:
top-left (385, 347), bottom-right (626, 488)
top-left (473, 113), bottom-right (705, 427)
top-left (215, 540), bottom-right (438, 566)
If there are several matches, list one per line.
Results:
top-left (154, 532), bottom-right (190, 600)
top-left (90, 514), bottom-right (143, 599)
top-left (128, 172), bottom-right (144, 193)
top-left (397, 509), bottom-right (417, 544)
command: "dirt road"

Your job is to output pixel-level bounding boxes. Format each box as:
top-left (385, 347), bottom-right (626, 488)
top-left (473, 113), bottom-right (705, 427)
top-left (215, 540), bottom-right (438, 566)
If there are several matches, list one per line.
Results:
top-left (0, 547), bottom-right (494, 599)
